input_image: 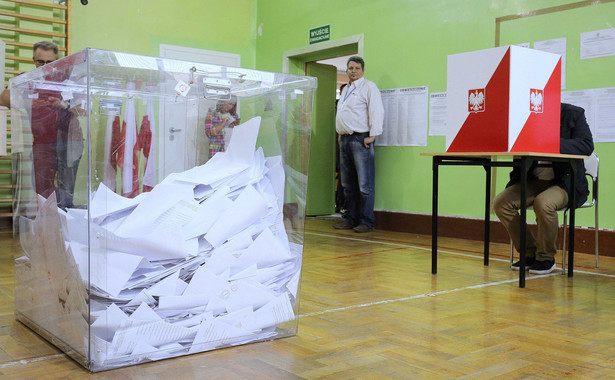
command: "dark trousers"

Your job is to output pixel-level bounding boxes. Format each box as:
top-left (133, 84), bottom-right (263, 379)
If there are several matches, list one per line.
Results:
top-left (339, 133), bottom-right (375, 228)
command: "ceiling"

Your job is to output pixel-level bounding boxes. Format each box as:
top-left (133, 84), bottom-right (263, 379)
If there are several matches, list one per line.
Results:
top-left (317, 55), bottom-right (353, 73)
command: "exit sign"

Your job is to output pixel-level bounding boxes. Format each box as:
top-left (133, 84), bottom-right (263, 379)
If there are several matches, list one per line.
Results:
top-left (309, 25), bottom-right (330, 44)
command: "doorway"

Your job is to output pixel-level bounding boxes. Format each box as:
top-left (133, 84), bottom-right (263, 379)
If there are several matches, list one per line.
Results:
top-left (317, 55), bottom-right (353, 214)
top-left (283, 35), bottom-right (363, 216)
top-left (304, 61), bottom-right (336, 216)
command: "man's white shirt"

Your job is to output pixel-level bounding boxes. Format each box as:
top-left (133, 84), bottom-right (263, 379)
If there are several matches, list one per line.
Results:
top-left (336, 77), bottom-right (384, 137)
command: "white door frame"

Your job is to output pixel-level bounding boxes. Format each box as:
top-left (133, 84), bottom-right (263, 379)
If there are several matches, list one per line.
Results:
top-left (282, 35), bottom-right (362, 213)
top-left (282, 34), bottom-right (364, 73)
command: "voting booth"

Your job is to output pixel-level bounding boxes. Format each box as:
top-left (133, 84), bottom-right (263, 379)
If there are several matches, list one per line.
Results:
top-left (9, 48), bottom-right (316, 371)
top-left (446, 45), bottom-right (562, 153)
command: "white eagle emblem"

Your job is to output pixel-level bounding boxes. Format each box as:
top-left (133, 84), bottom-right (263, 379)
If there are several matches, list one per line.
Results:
top-left (468, 89), bottom-right (485, 112)
top-left (530, 89), bottom-right (543, 113)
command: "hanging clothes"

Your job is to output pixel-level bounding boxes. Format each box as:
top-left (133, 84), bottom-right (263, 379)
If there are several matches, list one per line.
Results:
top-left (139, 96), bottom-right (156, 193)
top-left (103, 114), bottom-right (121, 191)
top-left (117, 82), bottom-right (139, 198)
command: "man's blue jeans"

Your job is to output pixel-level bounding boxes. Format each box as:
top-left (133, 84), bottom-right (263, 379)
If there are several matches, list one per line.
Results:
top-left (339, 133), bottom-right (375, 228)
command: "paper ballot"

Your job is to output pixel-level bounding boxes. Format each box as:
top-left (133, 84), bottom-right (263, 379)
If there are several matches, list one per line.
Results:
top-left (242, 292), bottom-right (295, 332)
top-left (225, 117), bottom-right (260, 164)
top-left (90, 183), bottom-right (141, 223)
top-left (110, 319), bottom-right (196, 356)
top-left (204, 184), bottom-right (268, 247)
top-left (114, 182), bottom-right (197, 238)
top-left (188, 319), bottom-right (255, 354)
top-left (91, 303), bottom-right (128, 342)
top-left (170, 117), bottom-right (262, 187)
top-left (146, 270), bottom-right (181, 297)
top-left (25, 115), bottom-right (304, 367)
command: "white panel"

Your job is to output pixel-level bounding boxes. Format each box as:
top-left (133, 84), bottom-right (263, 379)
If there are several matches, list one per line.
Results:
top-left (508, 46), bottom-right (561, 149)
top-left (446, 46), bottom-right (509, 149)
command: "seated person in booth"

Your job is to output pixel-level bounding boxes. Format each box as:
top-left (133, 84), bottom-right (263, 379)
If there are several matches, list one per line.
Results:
top-left (493, 103), bottom-right (594, 274)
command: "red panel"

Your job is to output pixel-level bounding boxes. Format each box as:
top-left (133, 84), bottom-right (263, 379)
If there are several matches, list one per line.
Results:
top-left (511, 59), bottom-right (561, 153)
top-left (447, 49), bottom-right (511, 152)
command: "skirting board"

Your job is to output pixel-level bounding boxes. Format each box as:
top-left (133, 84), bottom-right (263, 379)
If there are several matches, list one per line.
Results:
top-left (374, 210), bottom-right (613, 257)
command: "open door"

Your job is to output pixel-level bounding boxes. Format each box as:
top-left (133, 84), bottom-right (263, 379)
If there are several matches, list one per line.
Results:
top-left (158, 45), bottom-right (240, 179)
top-left (305, 62), bottom-right (337, 215)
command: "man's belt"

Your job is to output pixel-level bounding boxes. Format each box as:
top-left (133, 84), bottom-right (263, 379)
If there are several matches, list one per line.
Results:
top-left (341, 131), bottom-right (369, 137)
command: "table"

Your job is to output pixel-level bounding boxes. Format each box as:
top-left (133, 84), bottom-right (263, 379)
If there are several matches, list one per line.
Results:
top-left (421, 152), bottom-right (588, 288)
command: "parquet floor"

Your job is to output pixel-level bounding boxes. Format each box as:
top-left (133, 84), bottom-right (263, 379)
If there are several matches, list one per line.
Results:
top-left (1, 216), bottom-right (614, 379)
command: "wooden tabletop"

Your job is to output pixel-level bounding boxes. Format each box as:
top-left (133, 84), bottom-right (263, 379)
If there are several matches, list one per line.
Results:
top-left (420, 152), bottom-right (589, 159)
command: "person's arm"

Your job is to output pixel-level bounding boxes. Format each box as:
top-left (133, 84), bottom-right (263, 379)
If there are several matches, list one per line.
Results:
top-left (228, 112), bottom-right (240, 127)
top-left (560, 106), bottom-right (594, 156)
top-left (0, 88), bottom-right (10, 108)
top-left (365, 82), bottom-right (384, 147)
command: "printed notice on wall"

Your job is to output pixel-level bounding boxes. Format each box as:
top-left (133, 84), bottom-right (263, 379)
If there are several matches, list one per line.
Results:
top-left (428, 92), bottom-right (447, 136)
top-left (534, 37), bottom-right (567, 89)
top-left (562, 87), bottom-right (615, 142)
top-left (580, 28), bottom-right (615, 60)
top-left (375, 86), bottom-right (428, 146)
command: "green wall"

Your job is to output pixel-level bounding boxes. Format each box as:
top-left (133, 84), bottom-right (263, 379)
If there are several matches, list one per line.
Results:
top-left (62, 0), bottom-right (614, 230)
top-left (254, 0), bottom-right (615, 230)
top-left (70, 0), bottom-right (257, 67)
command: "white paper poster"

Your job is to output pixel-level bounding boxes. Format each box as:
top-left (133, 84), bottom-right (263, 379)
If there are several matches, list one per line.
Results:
top-left (376, 86), bottom-right (428, 146)
top-left (428, 92), bottom-right (447, 136)
top-left (580, 28), bottom-right (615, 60)
top-left (562, 87), bottom-right (615, 142)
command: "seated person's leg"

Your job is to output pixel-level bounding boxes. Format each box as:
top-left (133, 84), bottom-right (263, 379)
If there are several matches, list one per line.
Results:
top-left (493, 184), bottom-right (537, 258)
top-left (532, 185), bottom-right (568, 262)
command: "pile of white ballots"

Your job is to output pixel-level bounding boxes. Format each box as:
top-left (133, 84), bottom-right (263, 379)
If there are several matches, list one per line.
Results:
top-left (21, 116), bottom-right (303, 366)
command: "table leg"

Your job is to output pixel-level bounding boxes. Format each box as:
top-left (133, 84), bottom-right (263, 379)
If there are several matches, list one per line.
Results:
top-left (432, 157), bottom-right (439, 275)
top-left (519, 157), bottom-right (528, 288)
top-left (568, 159), bottom-right (576, 277)
top-left (484, 164), bottom-right (491, 266)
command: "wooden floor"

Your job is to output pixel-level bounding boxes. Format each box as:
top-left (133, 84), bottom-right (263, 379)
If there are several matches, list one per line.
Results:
top-left (1, 216), bottom-right (615, 379)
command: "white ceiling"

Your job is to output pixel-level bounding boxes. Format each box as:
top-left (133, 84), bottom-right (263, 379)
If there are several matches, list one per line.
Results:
top-left (317, 55), bottom-right (353, 72)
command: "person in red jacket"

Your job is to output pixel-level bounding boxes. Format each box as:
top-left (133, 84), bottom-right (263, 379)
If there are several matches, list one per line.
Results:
top-left (3, 42), bottom-right (62, 199)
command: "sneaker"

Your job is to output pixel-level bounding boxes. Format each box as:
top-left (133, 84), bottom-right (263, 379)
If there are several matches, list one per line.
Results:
top-left (333, 222), bottom-right (355, 230)
top-left (353, 224), bottom-right (373, 233)
top-left (529, 259), bottom-right (556, 274)
top-left (511, 256), bottom-right (536, 271)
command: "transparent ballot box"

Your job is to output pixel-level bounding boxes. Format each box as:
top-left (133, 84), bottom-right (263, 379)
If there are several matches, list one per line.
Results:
top-left (9, 48), bottom-right (316, 371)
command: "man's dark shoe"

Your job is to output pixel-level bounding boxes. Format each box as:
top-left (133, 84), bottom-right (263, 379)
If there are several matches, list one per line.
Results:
top-left (353, 224), bottom-right (373, 233)
top-left (333, 222), bottom-right (355, 230)
top-left (529, 259), bottom-right (556, 274)
top-left (511, 256), bottom-right (536, 271)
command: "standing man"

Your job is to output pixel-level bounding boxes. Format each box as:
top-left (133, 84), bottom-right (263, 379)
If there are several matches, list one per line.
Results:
top-left (0, 41), bottom-right (62, 200)
top-left (493, 103), bottom-right (593, 274)
top-left (0, 41), bottom-right (58, 108)
top-left (333, 56), bottom-right (384, 233)
top-left (27, 42), bottom-right (62, 200)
